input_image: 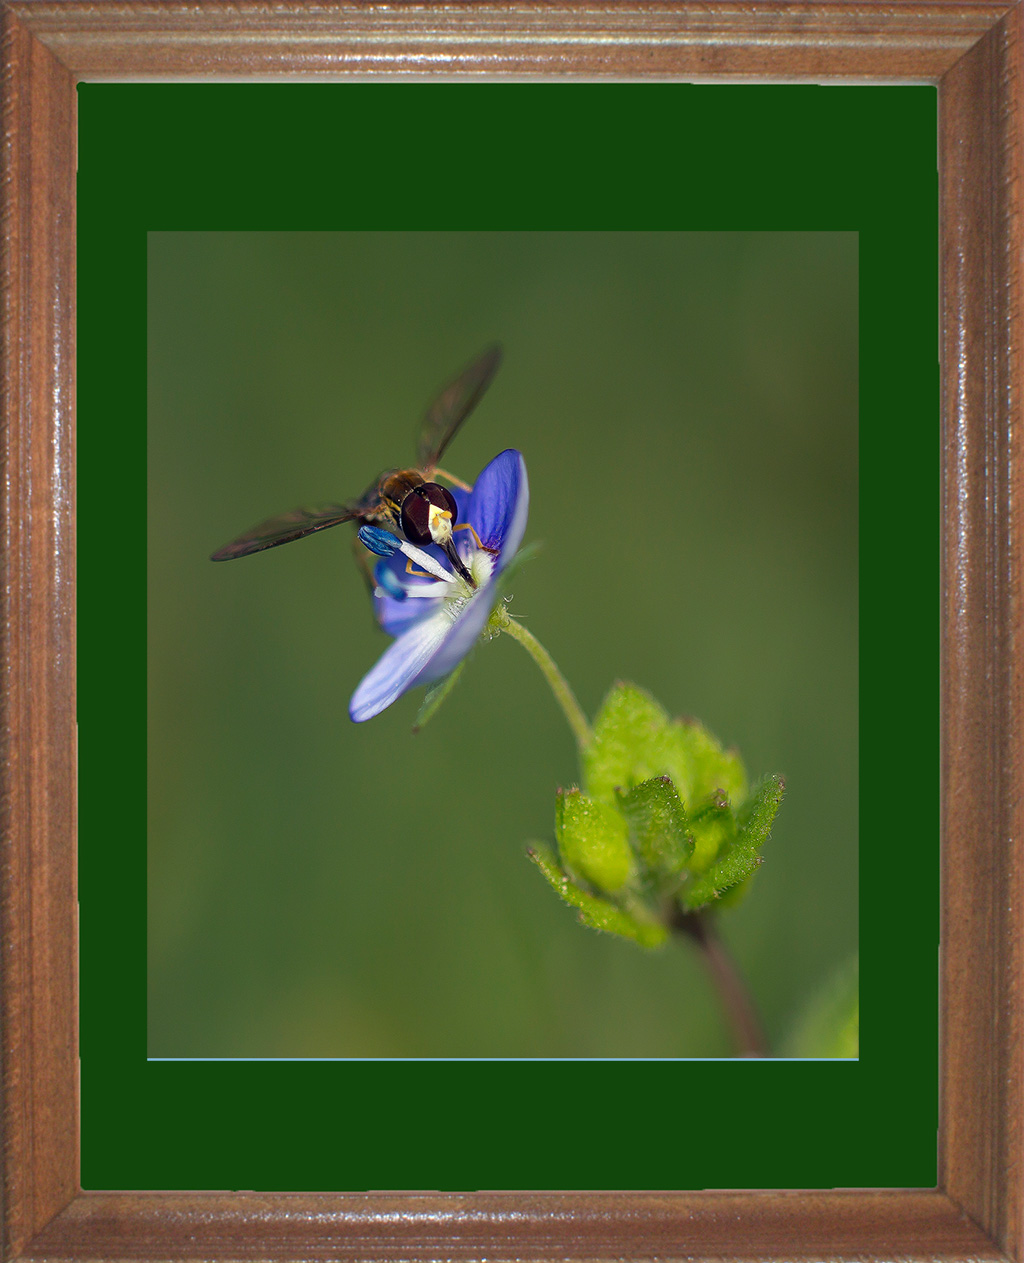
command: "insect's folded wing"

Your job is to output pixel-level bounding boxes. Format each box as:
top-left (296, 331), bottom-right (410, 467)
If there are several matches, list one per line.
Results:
top-left (417, 343), bottom-right (502, 472)
top-left (210, 503), bottom-right (359, 560)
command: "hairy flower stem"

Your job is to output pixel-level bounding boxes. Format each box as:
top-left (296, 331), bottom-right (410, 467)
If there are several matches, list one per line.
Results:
top-left (672, 908), bottom-right (769, 1057)
top-left (495, 611), bottom-right (593, 750)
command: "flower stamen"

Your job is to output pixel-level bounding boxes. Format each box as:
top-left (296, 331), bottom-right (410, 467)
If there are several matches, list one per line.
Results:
top-left (401, 542), bottom-right (458, 583)
top-left (359, 524), bottom-right (459, 585)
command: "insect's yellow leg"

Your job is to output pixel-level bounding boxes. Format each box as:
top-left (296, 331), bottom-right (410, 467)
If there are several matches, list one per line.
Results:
top-left (433, 466), bottom-right (472, 492)
top-left (454, 521), bottom-right (500, 555)
top-left (405, 558), bottom-right (437, 579)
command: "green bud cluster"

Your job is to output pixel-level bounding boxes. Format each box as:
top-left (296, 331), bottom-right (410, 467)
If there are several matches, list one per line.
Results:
top-left (529, 683), bottom-right (785, 948)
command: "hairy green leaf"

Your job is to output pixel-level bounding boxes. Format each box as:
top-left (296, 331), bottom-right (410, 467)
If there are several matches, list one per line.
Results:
top-left (528, 844), bottom-right (667, 948)
top-left (682, 847), bottom-right (763, 910)
top-left (615, 776), bottom-right (692, 878)
top-left (683, 776), bottom-right (786, 904)
top-left (738, 774), bottom-right (787, 846)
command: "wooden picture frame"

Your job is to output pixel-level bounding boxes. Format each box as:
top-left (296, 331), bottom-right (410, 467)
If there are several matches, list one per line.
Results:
top-left (1, 3), bottom-right (1020, 1260)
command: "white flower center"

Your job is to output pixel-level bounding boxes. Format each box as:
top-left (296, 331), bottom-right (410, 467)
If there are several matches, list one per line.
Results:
top-left (437, 546), bottom-right (496, 621)
top-left (373, 537), bottom-right (498, 611)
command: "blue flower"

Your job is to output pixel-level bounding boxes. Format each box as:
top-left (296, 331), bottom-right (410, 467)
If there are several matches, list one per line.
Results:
top-left (349, 449), bottom-right (529, 722)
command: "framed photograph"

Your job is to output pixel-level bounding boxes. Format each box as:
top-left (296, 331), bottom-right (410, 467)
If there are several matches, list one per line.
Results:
top-left (3, 4), bottom-right (1020, 1261)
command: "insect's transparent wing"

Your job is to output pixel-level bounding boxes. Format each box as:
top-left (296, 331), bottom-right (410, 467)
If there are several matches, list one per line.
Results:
top-left (210, 502), bottom-right (361, 561)
top-left (417, 344), bottom-right (502, 473)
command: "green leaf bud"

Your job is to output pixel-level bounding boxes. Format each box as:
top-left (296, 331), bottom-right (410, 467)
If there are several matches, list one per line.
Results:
top-left (615, 776), bottom-right (693, 879)
top-left (583, 683), bottom-right (680, 804)
top-left (584, 682), bottom-right (748, 810)
top-left (674, 722), bottom-right (748, 806)
top-left (555, 788), bottom-right (633, 894)
top-left (682, 776), bottom-right (785, 910)
top-left (687, 790), bottom-right (737, 875)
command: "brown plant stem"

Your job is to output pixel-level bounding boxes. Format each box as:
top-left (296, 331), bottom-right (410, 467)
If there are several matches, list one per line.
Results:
top-left (672, 907), bottom-right (770, 1058)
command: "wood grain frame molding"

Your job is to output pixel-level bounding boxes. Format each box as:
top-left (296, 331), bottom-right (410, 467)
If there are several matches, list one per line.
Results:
top-left (2, 3), bottom-right (1022, 1261)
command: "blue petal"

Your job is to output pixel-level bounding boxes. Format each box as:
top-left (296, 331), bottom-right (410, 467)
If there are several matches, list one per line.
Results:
top-left (349, 610), bottom-right (450, 722)
top-left (450, 483), bottom-right (472, 523)
top-left (373, 588), bottom-right (435, 638)
top-left (444, 484), bottom-right (473, 565)
top-left (411, 586), bottom-right (495, 682)
top-left (372, 553), bottom-right (447, 637)
top-left (467, 449), bottom-right (529, 571)
top-left (351, 586), bottom-right (498, 722)
top-left (374, 563), bottom-right (407, 601)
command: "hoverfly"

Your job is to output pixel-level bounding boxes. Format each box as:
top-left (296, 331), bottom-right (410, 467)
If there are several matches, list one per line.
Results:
top-left (210, 345), bottom-right (502, 586)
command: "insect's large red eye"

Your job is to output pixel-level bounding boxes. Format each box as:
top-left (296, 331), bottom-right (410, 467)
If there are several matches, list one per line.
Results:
top-left (401, 484), bottom-right (458, 544)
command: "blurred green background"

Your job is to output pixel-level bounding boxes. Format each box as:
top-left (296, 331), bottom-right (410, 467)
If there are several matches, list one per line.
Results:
top-left (148, 231), bottom-right (857, 1059)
